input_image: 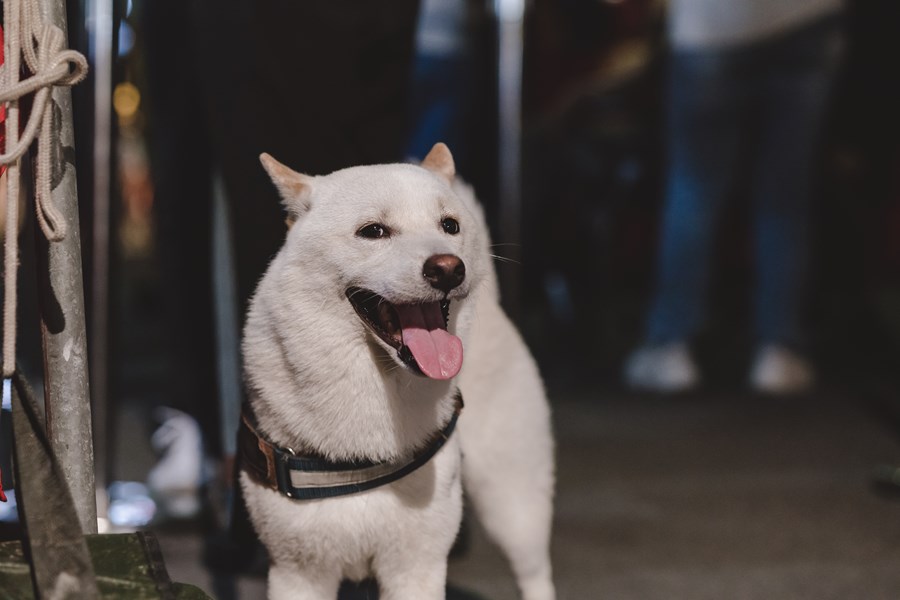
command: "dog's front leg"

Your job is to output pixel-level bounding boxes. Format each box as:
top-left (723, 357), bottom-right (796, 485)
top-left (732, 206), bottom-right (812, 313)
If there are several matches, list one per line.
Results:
top-left (375, 559), bottom-right (448, 600)
top-left (267, 562), bottom-right (342, 600)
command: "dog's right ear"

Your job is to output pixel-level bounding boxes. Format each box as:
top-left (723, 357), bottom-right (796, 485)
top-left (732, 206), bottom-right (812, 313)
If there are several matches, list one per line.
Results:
top-left (259, 153), bottom-right (313, 228)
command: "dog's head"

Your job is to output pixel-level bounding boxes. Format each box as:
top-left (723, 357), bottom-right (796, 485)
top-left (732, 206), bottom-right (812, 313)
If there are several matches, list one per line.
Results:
top-left (259, 143), bottom-right (487, 382)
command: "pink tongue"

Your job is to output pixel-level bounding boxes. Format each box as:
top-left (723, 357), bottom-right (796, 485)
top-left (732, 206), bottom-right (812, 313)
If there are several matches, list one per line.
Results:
top-left (394, 303), bottom-right (463, 380)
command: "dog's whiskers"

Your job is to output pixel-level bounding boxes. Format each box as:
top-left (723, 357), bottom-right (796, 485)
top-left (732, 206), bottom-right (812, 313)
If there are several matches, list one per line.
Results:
top-left (373, 353), bottom-right (403, 373)
top-left (490, 253), bottom-right (521, 265)
top-left (381, 360), bottom-right (404, 374)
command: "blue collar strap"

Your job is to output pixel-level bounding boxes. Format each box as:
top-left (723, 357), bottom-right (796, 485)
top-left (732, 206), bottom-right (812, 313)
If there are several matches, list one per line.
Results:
top-left (238, 392), bottom-right (463, 500)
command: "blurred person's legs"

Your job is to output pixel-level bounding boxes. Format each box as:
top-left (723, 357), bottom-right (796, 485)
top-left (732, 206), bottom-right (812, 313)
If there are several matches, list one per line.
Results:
top-left (405, 0), bottom-right (475, 164)
top-left (192, 0), bottom-right (421, 312)
top-left (749, 16), bottom-right (843, 393)
top-left (626, 47), bottom-right (749, 392)
top-left (143, 0), bottom-right (219, 518)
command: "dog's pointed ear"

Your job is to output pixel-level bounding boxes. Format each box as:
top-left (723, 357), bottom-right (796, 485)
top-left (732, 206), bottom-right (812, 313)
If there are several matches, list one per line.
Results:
top-left (260, 153), bottom-right (313, 228)
top-left (421, 142), bottom-right (455, 184)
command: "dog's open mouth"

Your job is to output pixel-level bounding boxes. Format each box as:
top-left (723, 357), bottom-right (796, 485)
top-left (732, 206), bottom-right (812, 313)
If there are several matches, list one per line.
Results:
top-left (346, 288), bottom-right (463, 380)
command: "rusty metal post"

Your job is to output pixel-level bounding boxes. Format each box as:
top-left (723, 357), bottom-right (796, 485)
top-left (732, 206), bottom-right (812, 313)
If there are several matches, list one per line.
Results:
top-left (34, 0), bottom-right (98, 534)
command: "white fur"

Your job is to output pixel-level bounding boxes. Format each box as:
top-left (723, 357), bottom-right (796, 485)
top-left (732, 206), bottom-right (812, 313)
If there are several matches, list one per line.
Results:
top-left (242, 153), bottom-right (555, 600)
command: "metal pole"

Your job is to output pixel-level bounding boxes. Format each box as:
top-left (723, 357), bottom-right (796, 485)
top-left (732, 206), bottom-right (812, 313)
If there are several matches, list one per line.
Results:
top-left (90, 0), bottom-right (113, 502)
top-left (495, 0), bottom-right (525, 320)
top-left (88, 0), bottom-right (113, 513)
top-left (35, 0), bottom-right (98, 534)
top-left (212, 174), bottom-right (242, 459)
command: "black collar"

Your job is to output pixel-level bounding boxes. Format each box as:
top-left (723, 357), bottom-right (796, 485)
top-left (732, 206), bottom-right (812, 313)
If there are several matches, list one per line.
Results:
top-left (238, 392), bottom-right (463, 500)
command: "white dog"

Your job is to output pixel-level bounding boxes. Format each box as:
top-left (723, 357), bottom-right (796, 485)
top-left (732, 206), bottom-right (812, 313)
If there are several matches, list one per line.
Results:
top-left (239, 143), bottom-right (555, 600)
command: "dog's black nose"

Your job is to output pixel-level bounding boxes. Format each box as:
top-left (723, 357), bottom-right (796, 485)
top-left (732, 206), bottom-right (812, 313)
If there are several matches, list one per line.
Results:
top-left (423, 254), bottom-right (466, 292)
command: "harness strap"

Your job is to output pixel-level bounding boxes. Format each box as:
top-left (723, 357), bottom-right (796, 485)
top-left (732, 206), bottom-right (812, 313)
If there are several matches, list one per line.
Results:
top-left (238, 392), bottom-right (463, 500)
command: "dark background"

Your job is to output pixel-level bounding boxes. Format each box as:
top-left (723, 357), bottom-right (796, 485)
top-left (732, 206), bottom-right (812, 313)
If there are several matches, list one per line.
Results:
top-left (63, 0), bottom-right (899, 407)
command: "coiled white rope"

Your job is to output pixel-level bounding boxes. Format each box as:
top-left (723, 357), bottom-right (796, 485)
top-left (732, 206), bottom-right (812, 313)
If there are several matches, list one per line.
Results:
top-left (1, 0), bottom-right (88, 377)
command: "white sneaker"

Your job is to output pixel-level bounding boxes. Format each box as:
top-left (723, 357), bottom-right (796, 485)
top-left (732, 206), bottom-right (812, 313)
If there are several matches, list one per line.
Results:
top-left (624, 342), bottom-right (700, 393)
top-left (146, 407), bottom-right (206, 520)
top-left (749, 344), bottom-right (814, 394)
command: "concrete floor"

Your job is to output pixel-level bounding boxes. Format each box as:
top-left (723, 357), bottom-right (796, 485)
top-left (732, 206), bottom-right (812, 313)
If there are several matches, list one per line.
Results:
top-left (144, 386), bottom-right (900, 599)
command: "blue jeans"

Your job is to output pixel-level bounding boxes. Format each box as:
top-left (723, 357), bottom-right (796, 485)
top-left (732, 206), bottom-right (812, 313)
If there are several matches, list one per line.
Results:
top-left (646, 16), bottom-right (843, 348)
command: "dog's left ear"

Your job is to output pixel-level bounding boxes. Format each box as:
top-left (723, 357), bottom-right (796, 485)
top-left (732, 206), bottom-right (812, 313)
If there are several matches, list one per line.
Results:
top-left (421, 142), bottom-right (455, 184)
top-left (260, 153), bottom-right (314, 228)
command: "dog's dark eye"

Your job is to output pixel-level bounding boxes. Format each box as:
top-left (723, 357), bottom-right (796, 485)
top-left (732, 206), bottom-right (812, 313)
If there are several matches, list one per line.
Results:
top-left (357, 223), bottom-right (390, 239)
top-left (441, 217), bottom-right (460, 235)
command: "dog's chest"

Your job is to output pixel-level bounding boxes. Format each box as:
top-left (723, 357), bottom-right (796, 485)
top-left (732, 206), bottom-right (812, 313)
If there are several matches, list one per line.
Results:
top-left (242, 435), bottom-right (463, 570)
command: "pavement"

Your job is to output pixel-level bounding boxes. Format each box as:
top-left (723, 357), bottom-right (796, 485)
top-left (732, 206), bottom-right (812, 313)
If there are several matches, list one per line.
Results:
top-left (141, 384), bottom-right (900, 599)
